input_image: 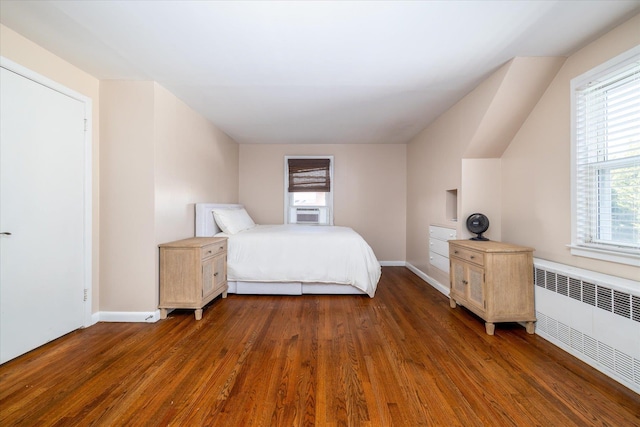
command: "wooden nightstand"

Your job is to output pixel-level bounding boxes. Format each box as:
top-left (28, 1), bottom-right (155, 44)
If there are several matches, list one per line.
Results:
top-left (159, 237), bottom-right (228, 320)
top-left (448, 240), bottom-right (535, 335)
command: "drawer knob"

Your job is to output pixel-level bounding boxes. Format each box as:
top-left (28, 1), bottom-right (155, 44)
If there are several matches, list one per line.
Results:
top-left (454, 250), bottom-right (459, 254)
top-left (219, 246), bottom-right (224, 250)
top-left (462, 280), bottom-right (468, 285)
top-left (206, 250), bottom-right (212, 255)
top-left (214, 272), bottom-right (219, 277)
top-left (470, 255), bottom-right (475, 259)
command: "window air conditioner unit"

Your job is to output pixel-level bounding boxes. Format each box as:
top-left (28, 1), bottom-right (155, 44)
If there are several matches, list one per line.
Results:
top-left (290, 207), bottom-right (328, 225)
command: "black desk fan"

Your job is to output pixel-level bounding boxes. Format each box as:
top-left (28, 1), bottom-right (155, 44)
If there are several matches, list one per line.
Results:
top-left (466, 213), bottom-right (489, 241)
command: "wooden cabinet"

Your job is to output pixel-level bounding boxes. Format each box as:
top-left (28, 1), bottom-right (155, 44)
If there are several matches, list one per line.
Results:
top-left (448, 240), bottom-right (535, 335)
top-left (159, 237), bottom-right (228, 320)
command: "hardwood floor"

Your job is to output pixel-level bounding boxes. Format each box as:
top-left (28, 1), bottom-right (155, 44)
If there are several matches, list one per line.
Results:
top-left (1, 267), bottom-right (638, 426)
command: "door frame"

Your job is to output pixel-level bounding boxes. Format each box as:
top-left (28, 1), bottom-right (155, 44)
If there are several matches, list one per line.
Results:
top-left (0, 56), bottom-right (93, 327)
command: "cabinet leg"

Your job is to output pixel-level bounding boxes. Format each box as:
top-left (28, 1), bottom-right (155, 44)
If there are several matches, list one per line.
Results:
top-left (222, 290), bottom-right (228, 298)
top-left (526, 321), bottom-right (535, 334)
top-left (194, 309), bottom-right (203, 321)
top-left (160, 308), bottom-right (167, 320)
top-left (485, 322), bottom-right (495, 335)
top-left (449, 298), bottom-right (457, 308)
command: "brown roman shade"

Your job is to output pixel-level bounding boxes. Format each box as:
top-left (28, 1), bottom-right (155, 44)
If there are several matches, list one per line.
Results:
top-left (287, 158), bottom-right (331, 192)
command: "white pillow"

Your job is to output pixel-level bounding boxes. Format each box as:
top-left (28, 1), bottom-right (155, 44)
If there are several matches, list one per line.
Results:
top-left (212, 208), bottom-right (256, 235)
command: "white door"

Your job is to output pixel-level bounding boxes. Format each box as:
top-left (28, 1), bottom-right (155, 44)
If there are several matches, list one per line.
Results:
top-left (0, 66), bottom-right (87, 363)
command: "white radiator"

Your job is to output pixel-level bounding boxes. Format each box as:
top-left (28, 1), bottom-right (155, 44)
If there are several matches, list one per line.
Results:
top-left (533, 259), bottom-right (639, 394)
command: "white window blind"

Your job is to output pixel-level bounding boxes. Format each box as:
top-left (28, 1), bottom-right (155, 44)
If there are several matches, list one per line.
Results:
top-left (574, 53), bottom-right (640, 258)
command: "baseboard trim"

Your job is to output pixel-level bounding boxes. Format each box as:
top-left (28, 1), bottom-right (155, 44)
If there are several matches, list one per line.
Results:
top-left (90, 312), bottom-right (100, 326)
top-left (97, 311), bottom-right (160, 323)
top-left (405, 263), bottom-right (449, 296)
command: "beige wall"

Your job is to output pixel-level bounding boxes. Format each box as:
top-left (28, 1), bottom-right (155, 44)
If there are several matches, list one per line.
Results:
top-left (101, 81), bottom-right (239, 313)
top-left (239, 144), bottom-right (406, 262)
top-left (153, 83), bottom-right (239, 245)
top-left (501, 14), bottom-right (640, 280)
top-left (0, 24), bottom-right (102, 312)
top-left (100, 81), bottom-right (157, 312)
top-left (407, 14), bottom-right (640, 285)
top-left (406, 98), bottom-right (469, 286)
top-left (461, 159), bottom-right (502, 242)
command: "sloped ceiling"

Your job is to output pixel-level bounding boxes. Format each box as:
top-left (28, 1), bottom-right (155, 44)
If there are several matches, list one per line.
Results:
top-left (1, 1), bottom-right (638, 145)
top-left (464, 57), bottom-right (566, 158)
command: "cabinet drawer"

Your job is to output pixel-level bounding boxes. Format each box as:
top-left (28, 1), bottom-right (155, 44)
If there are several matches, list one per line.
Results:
top-left (429, 238), bottom-right (449, 257)
top-left (429, 226), bottom-right (457, 241)
top-left (430, 252), bottom-right (450, 273)
top-left (450, 246), bottom-right (484, 266)
top-left (201, 241), bottom-right (227, 259)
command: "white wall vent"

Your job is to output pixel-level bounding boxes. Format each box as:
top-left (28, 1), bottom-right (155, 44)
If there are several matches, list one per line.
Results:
top-left (533, 259), bottom-right (639, 394)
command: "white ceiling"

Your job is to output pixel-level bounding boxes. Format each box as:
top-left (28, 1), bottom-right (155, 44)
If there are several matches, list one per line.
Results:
top-left (1, 1), bottom-right (639, 144)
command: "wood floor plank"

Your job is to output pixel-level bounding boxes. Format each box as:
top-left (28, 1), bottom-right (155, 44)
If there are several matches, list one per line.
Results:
top-left (1, 267), bottom-right (638, 426)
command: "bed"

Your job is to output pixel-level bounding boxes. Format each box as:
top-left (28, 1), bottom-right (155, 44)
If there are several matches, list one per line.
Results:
top-left (195, 203), bottom-right (381, 297)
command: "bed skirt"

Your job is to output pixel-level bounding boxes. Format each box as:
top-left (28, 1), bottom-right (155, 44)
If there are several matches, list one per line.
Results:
top-left (228, 281), bottom-right (366, 295)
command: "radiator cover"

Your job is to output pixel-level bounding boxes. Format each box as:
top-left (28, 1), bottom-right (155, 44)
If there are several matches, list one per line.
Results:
top-left (533, 259), bottom-right (639, 394)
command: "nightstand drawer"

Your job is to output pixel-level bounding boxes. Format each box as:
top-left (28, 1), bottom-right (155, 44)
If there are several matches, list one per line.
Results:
top-left (450, 246), bottom-right (484, 266)
top-left (201, 241), bottom-right (227, 259)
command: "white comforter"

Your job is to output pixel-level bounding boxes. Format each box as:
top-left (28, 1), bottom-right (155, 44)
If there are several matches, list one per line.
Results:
top-left (217, 225), bottom-right (381, 297)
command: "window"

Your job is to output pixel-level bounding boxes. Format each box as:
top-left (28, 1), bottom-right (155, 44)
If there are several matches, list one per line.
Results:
top-left (571, 46), bottom-right (640, 265)
top-left (285, 156), bottom-right (333, 225)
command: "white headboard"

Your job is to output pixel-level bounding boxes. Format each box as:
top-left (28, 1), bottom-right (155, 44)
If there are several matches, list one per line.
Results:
top-left (195, 203), bottom-right (244, 237)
